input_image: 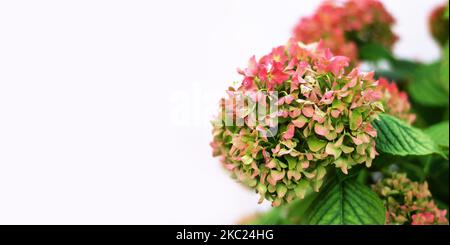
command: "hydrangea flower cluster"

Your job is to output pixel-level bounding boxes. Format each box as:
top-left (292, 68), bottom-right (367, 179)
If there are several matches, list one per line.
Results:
top-left (429, 3), bottom-right (449, 47)
top-left (372, 173), bottom-right (449, 225)
top-left (376, 78), bottom-right (416, 124)
top-left (211, 40), bottom-right (383, 206)
top-left (292, 0), bottom-right (397, 61)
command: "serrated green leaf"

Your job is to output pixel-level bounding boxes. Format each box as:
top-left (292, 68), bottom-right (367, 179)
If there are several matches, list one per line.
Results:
top-left (303, 177), bottom-right (385, 225)
top-left (425, 121), bottom-right (449, 148)
top-left (408, 63), bottom-right (449, 106)
top-left (372, 114), bottom-right (444, 157)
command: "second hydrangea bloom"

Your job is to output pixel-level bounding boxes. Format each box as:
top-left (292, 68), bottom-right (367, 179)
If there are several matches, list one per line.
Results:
top-left (292, 0), bottom-right (397, 62)
top-left (377, 78), bottom-right (416, 124)
top-left (372, 173), bottom-right (448, 225)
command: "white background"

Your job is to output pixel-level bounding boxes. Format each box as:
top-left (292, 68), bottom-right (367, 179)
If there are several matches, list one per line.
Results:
top-left (0, 0), bottom-right (446, 224)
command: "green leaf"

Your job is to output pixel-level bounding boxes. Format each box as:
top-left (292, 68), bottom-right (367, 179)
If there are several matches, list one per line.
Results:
top-left (303, 177), bottom-right (385, 225)
top-left (445, 3), bottom-right (449, 19)
top-left (372, 114), bottom-right (444, 157)
top-left (390, 59), bottom-right (421, 78)
top-left (408, 63), bottom-right (449, 107)
top-left (375, 59), bottom-right (420, 83)
top-left (374, 69), bottom-right (408, 82)
top-left (359, 43), bottom-right (393, 62)
top-left (441, 42), bottom-right (449, 93)
top-left (425, 121), bottom-right (449, 148)
top-left (250, 191), bottom-right (319, 225)
top-left (285, 191), bottom-right (319, 224)
top-left (248, 206), bottom-right (289, 225)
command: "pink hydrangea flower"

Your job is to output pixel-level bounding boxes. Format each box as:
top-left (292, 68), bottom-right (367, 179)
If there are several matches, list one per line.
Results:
top-left (292, 0), bottom-right (397, 62)
top-left (211, 40), bottom-right (383, 206)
